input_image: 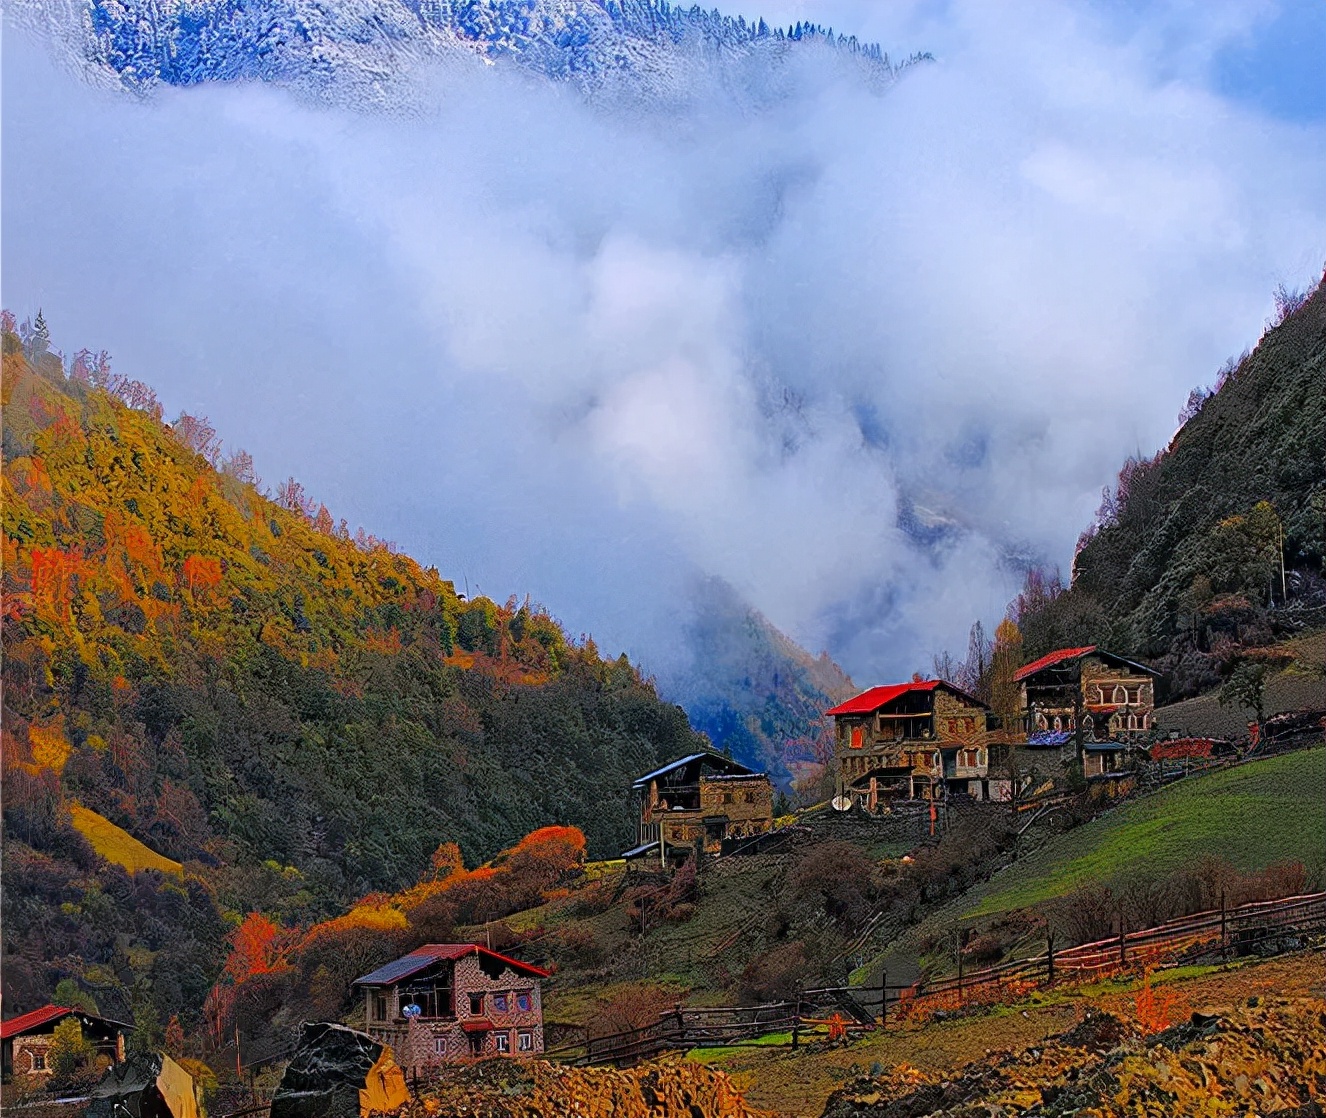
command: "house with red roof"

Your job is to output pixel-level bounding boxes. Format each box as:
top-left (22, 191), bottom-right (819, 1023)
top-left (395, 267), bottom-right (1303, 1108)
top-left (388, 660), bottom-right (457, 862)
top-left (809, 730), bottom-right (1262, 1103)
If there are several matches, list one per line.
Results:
top-left (1014, 646), bottom-right (1161, 756)
top-left (353, 944), bottom-right (549, 1066)
top-left (825, 680), bottom-right (1005, 805)
top-left (2, 1005), bottom-right (130, 1081)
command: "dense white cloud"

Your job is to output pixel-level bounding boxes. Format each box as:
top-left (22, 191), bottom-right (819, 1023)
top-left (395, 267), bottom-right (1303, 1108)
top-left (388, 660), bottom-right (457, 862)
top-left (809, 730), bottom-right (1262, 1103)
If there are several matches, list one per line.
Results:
top-left (4, 0), bottom-right (1323, 686)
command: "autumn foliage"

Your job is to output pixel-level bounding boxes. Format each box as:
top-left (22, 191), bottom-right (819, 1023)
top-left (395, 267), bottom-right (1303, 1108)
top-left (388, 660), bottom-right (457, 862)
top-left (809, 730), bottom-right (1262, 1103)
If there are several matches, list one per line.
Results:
top-left (1132, 967), bottom-right (1186, 1034)
top-left (208, 825), bottom-right (585, 1044)
top-left (1, 314), bottom-right (703, 1043)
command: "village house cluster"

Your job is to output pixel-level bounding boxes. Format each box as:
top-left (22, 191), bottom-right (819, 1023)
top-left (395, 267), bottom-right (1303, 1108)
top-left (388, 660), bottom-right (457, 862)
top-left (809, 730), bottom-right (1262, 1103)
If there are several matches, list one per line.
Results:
top-left (2, 644), bottom-right (1167, 1080)
top-left (828, 645), bottom-right (1162, 810)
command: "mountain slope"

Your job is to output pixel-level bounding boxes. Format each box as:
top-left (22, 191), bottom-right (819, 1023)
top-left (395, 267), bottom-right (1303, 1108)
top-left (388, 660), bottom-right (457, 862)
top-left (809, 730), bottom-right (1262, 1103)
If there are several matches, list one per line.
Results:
top-left (658, 576), bottom-right (854, 790)
top-left (21, 0), bottom-right (924, 107)
top-left (1015, 274), bottom-right (1326, 695)
top-left (1, 315), bottom-right (708, 1017)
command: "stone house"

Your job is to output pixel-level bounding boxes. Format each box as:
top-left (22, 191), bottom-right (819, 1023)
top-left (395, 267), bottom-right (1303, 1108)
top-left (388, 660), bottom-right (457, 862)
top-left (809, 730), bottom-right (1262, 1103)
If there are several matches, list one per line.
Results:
top-left (1, 1005), bottom-right (129, 1081)
top-left (624, 752), bottom-right (773, 866)
top-left (353, 945), bottom-right (549, 1065)
top-left (1015, 646), bottom-right (1161, 742)
top-left (826, 680), bottom-right (1007, 804)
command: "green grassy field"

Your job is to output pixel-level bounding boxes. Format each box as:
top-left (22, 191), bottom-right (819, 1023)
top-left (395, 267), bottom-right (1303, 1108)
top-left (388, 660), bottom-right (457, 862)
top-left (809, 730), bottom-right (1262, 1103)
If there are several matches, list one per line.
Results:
top-left (965, 747), bottom-right (1325, 918)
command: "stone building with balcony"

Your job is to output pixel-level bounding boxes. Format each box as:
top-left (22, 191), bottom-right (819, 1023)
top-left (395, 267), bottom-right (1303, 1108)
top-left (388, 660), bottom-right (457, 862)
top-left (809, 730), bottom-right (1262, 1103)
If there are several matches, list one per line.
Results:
top-left (623, 752), bottom-right (774, 867)
top-left (826, 680), bottom-right (1007, 804)
top-left (353, 944), bottom-right (549, 1065)
top-left (1015, 646), bottom-right (1161, 745)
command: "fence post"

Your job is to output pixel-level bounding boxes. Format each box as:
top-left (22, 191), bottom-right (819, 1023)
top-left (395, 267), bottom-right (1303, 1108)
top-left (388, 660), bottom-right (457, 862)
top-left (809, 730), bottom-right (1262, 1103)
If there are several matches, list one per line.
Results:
top-left (1046, 931), bottom-right (1055, 985)
top-left (1220, 890), bottom-right (1227, 953)
top-left (880, 968), bottom-right (887, 1027)
top-left (1118, 917), bottom-right (1127, 967)
top-left (956, 931), bottom-right (964, 1002)
top-left (791, 987), bottom-right (802, 1051)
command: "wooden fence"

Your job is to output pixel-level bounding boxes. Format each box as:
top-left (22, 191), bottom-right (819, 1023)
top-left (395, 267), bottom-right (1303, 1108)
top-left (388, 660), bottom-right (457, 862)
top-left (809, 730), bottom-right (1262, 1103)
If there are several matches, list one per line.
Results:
top-left (544, 889), bottom-right (1326, 1065)
top-left (869, 890), bottom-right (1326, 1020)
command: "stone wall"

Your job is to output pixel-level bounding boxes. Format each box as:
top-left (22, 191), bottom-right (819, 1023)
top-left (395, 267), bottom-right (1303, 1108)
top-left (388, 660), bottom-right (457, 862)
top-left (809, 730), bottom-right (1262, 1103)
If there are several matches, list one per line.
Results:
top-left (366, 955), bottom-right (544, 1065)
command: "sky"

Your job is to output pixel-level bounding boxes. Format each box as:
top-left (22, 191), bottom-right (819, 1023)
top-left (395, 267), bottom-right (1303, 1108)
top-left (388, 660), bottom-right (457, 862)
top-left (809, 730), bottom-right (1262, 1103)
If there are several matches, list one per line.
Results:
top-left (4, 0), bottom-right (1325, 689)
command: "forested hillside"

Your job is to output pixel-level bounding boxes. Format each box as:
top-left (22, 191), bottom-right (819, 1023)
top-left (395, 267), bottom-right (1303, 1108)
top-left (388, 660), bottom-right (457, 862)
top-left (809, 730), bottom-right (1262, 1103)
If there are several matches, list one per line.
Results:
top-left (660, 576), bottom-right (855, 792)
top-left (1012, 275), bottom-right (1326, 698)
top-left (0, 313), bottom-right (705, 1022)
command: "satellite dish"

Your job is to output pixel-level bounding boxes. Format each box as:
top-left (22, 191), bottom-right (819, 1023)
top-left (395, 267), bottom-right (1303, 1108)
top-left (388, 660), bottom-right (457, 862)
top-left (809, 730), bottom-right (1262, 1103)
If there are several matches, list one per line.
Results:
top-left (832, 795), bottom-right (852, 812)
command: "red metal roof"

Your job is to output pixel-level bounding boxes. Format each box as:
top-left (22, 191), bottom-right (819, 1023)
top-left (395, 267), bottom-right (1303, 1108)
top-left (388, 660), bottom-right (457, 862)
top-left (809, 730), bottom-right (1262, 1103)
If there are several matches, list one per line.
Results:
top-left (1013, 646), bottom-right (1097, 683)
top-left (825, 680), bottom-right (941, 716)
top-left (1, 1006), bottom-right (74, 1039)
top-left (0, 1005), bottom-right (130, 1040)
top-left (460, 1019), bottom-right (495, 1032)
top-left (825, 678), bottom-right (988, 717)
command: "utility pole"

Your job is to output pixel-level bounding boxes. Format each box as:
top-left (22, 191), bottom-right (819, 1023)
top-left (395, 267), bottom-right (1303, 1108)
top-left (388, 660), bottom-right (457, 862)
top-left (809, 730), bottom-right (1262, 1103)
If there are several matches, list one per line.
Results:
top-left (1279, 519), bottom-right (1287, 603)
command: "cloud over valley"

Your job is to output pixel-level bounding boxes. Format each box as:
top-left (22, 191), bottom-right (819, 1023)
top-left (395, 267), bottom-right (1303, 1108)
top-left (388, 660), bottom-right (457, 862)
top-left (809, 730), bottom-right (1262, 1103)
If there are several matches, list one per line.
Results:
top-left (4, 0), bottom-right (1324, 689)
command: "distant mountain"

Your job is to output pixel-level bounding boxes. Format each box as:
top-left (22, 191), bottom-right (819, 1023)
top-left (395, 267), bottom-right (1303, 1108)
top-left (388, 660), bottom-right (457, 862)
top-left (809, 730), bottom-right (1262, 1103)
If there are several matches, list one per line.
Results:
top-left (1013, 274), bottom-right (1326, 699)
top-left (656, 576), bottom-right (855, 791)
top-left (19, 0), bottom-right (926, 106)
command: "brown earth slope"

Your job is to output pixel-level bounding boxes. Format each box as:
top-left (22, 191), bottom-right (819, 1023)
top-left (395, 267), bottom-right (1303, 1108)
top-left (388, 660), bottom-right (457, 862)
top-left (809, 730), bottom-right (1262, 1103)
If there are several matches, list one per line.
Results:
top-left (822, 994), bottom-right (1326, 1117)
top-left (696, 951), bottom-right (1326, 1117)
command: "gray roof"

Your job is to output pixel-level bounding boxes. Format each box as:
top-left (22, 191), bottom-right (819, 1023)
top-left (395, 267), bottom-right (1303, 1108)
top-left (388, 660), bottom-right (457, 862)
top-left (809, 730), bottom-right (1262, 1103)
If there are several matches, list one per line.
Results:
top-left (354, 944), bottom-right (548, 986)
top-left (621, 839), bottom-right (662, 859)
top-left (631, 751), bottom-right (761, 789)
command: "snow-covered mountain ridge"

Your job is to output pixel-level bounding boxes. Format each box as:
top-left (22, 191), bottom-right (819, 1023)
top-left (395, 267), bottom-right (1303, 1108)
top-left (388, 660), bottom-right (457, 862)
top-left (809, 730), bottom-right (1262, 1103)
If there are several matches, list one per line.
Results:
top-left (21, 0), bottom-right (929, 105)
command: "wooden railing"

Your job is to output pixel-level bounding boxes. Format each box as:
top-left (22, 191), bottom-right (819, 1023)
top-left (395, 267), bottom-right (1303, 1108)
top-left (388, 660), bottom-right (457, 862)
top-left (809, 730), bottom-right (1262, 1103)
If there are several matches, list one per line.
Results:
top-left (542, 890), bottom-right (1326, 1066)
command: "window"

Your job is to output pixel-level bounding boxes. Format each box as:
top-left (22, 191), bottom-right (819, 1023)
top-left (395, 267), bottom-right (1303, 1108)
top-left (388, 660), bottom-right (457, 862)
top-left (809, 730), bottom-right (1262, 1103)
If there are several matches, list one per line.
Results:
top-left (516, 992), bottom-right (532, 1013)
top-left (372, 992), bottom-right (388, 1021)
top-left (31, 1051), bottom-right (47, 1071)
top-left (467, 1032), bottom-right (484, 1055)
top-left (469, 992), bottom-right (484, 1015)
top-left (402, 982), bottom-right (451, 1019)
top-left (434, 1037), bottom-right (446, 1056)
top-left (722, 792), bottom-right (733, 804)
top-left (518, 1031), bottom-right (534, 1051)
top-left (495, 1031), bottom-right (510, 1053)
top-left (493, 993), bottom-right (509, 1013)
top-left (744, 791), bottom-right (755, 803)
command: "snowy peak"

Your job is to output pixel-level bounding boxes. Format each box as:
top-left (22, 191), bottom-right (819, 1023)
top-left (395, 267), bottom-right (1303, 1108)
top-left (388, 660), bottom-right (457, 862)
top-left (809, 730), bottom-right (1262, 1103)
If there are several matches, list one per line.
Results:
top-left (24, 0), bottom-right (927, 105)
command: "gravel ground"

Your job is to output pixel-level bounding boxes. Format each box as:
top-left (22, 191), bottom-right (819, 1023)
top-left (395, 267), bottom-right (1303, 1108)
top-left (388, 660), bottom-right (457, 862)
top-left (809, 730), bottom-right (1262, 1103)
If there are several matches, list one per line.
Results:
top-left (699, 951), bottom-right (1326, 1117)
